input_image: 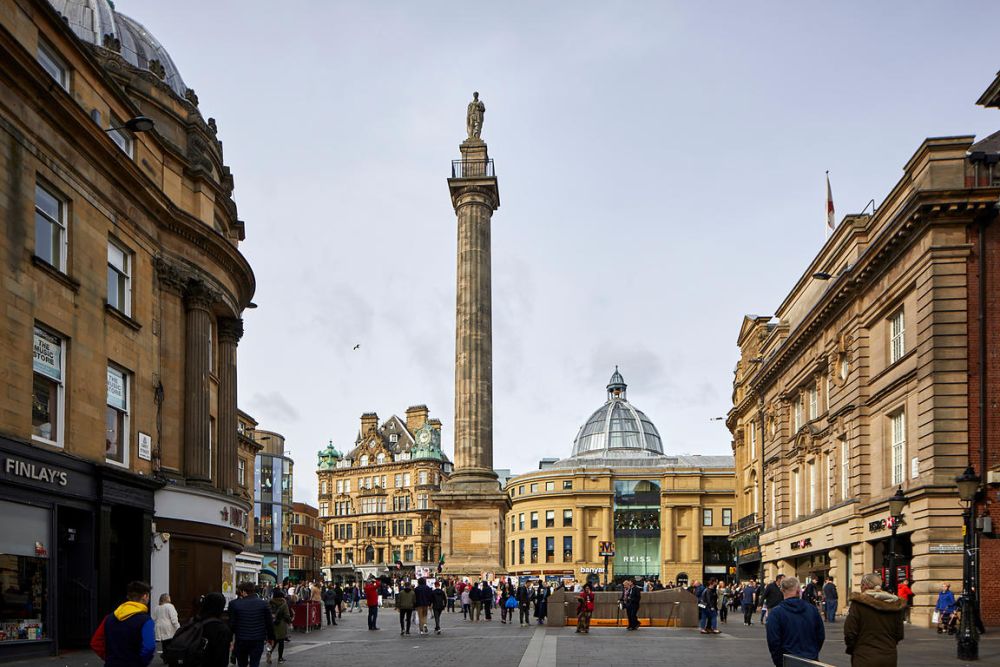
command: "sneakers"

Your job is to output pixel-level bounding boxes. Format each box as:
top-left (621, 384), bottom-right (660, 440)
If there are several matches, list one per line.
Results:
top-left (435, 629), bottom-right (441, 635)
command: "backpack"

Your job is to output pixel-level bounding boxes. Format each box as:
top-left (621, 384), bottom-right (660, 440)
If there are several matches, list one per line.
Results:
top-left (163, 618), bottom-right (221, 667)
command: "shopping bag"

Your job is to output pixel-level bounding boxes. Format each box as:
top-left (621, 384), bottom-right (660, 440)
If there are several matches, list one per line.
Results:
top-left (932, 611), bottom-right (941, 624)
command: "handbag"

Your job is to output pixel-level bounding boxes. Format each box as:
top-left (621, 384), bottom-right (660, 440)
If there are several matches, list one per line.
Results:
top-left (932, 611), bottom-right (941, 624)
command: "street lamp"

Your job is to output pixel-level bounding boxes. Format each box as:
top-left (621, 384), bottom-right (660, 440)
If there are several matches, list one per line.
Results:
top-left (104, 115), bottom-right (156, 133)
top-left (886, 487), bottom-right (906, 595)
top-left (955, 466), bottom-right (981, 661)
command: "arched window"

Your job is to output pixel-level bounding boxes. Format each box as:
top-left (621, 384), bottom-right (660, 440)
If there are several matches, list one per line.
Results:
top-left (321, 480), bottom-right (328, 495)
top-left (376, 453), bottom-right (385, 465)
top-left (360, 454), bottom-right (368, 467)
top-left (676, 572), bottom-right (689, 587)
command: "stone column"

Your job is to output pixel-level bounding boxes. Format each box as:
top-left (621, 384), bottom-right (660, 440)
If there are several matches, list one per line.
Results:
top-left (184, 282), bottom-right (214, 484)
top-left (663, 506), bottom-right (675, 562)
top-left (216, 317), bottom-right (243, 494)
top-left (691, 506), bottom-right (703, 563)
top-left (449, 139), bottom-right (500, 486)
top-left (576, 506), bottom-right (587, 562)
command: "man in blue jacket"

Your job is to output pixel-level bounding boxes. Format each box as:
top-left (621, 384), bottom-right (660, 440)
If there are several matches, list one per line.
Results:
top-left (765, 576), bottom-right (825, 667)
top-left (414, 577), bottom-right (435, 635)
top-left (90, 580), bottom-right (156, 667)
top-left (228, 581), bottom-right (275, 667)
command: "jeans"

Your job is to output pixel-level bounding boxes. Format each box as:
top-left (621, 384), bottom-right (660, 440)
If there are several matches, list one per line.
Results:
top-left (743, 604), bottom-right (755, 625)
top-left (433, 608), bottom-right (443, 631)
top-left (447, 597), bottom-right (456, 612)
top-left (701, 608), bottom-right (718, 631)
top-left (367, 605), bottom-right (378, 630)
top-left (234, 639), bottom-right (265, 667)
top-left (824, 599), bottom-right (837, 622)
top-left (462, 603), bottom-right (470, 619)
top-left (398, 609), bottom-right (413, 633)
top-left (325, 605), bottom-right (337, 625)
top-left (519, 605), bottom-right (530, 625)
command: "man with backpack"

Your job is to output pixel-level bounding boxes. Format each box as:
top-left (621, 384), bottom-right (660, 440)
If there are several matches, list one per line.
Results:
top-left (163, 592), bottom-right (232, 667)
top-left (90, 580), bottom-right (156, 667)
top-left (228, 581), bottom-right (275, 667)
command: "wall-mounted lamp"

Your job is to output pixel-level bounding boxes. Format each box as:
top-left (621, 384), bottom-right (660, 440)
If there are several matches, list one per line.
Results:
top-left (105, 116), bottom-right (155, 133)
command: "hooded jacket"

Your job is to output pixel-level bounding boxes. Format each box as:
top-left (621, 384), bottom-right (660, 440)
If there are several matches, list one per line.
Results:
top-left (844, 590), bottom-right (906, 667)
top-left (96, 601), bottom-right (155, 667)
top-left (765, 597), bottom-right (825, 667)
top-left (396, 587), bottom-right (416, 611)
top-left (414, 582), bottom-right (435, 608)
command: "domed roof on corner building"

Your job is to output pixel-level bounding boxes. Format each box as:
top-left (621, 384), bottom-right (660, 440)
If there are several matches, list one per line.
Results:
top-left (569, 367), bottom-right (664, 460)
top-left (48, 0), bottom-right (189, 96)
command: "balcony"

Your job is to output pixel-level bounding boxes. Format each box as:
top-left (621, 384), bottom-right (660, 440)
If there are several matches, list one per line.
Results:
top-left (729, 512), bottom-right (759, 535)
top-left (451, 159), bottom-right (494, 179)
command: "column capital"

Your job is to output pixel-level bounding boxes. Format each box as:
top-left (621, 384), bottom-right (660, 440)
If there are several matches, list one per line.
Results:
top-left (184, 280), bottom-right (218, 312)
top-left (218, 317), bottom-right (244, 344)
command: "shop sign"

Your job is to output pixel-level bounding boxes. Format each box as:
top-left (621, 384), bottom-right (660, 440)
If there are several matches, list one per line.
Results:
top-left (3, 456), bottom-right (68, 486)
top-left (868, 516), bottom-right (905, 533)
top-left (580, 567), bottom-right (605, 574)
top-left (220, 506), bottom-right (247, 530)
top-left (737, 545), bottom-right (762, 563)
top-left (790, 538), bottom-right (812, 551)
top-left (928, 544), bottom-right (963, 554)
top-left (598, 541), bottom-right (615, 557)
top-left (106, 368), bottom-right (126, 410)
top-left (33, 329), bottom-right (62, 380)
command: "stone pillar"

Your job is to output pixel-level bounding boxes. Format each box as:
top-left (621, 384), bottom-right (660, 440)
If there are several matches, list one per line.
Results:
top-left (663, 506), bottom-right (675, 562)
top-left (576, 506), bottom-right (587, 562)
top-left (691, 506), bottom-right (703, 563)
top-left (216, 317), bottom-right (243, 494)
top-left (184, 283), bottom-right (214, 484)
top-left (434, 134), bottom-right (508, 576)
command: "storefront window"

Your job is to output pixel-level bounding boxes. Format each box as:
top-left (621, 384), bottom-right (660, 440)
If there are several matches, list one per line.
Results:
top-left (0, 502), bottom-right (49, 643)
top-left (613, 480), bottom-right (661, 578)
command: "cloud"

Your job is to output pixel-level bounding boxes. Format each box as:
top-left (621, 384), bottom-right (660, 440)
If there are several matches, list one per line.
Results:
top-left (247, 391), bottom-right (300, 423)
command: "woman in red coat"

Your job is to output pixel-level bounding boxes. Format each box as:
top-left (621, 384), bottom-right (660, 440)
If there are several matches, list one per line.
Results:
top-left (576, 583), bottom-right (596, 634)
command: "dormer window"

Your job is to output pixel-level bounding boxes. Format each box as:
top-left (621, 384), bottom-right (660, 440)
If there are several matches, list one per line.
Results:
top-left (376, 453), bottom-right (386, 465)
top-left (389, 433), bottom-right (399, 443)
top-left (360, 454), bottom-right (369, 467)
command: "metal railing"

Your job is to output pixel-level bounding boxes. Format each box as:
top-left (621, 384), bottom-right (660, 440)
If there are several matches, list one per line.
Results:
top-left (730, 512), bottom-right (758, 534)
top-left (451, 159), bottom-right (494, 178)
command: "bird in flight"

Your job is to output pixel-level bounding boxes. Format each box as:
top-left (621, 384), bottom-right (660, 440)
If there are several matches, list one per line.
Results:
top-left (353, 344), bottom-right (361, 350)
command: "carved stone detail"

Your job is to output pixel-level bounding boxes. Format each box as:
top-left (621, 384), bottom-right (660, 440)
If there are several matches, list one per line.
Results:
top-left (185, 88), bottom-right (200, 107)
top-left (218, 317), bottom-right (244, 344)
top-left (102, 34), bottom-right (121, 53)
top-left (148, 59), bottom-right (166, 80)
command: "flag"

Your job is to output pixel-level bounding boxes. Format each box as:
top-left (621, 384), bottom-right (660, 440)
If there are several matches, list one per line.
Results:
top-left (826, 172), bottom-right (836, 232)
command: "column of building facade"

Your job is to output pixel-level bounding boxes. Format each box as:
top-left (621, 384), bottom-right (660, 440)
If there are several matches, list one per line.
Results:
top-left (691, 505), bottom-right (702, 562)
top-left (184, 282), bottom-right (214, 483)
top-left (576, 505), bottom-right (587, 562)
top-left (216, 317), bottom-right (243, 493)
top-left (662, 506), bottom-right (674, 562)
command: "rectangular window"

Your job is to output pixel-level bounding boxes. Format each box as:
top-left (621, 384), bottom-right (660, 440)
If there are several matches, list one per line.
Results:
top-left (793, 468), bottom-right (802, 517)
top-left (336, 480), bottom-right (343, 494)
top-left (403, 473), bottom-right (411, 487)
top-left (545, 481), bottom-right (554, 491)
top-left (511, 515), bottom-right (516, 532)
top-left (702, 509), bottom-right (712, 526)
top-left (809, 385), bottom-right (818, 420)
top-left (419, 470), bottom-right (428, 485)
top-left (808, 460), bottom-right (817, 514)
top-left (418, 494), bottom-right (428, 510)
top-left (32, 325), bottom-right (65, 445)
top-left (722, 508), bottom-right (732, 526)
top-left (518, 513), bottom-right (525, 531)
top-left (404, 547), bottom-right (414, 562)
top-left (519, 538), bottom-right (525, 564)
top-left (238, 459), bottom-right (246, 486)
top-left (562, 480), bottom-right (573, 490)
top-left (771, 480), bottom-right (777, 525)
top-left (319, 502), bottom-right (328, 516)
top-left (107, 240), bottom-right (132, 315)
top-left (794, 396), bottom-right (803, 431)
top-left (108, 117), bottom-right (133, 157)
top-left (530, 538), bottom-right (538, 563)
top-left (511, 540), bottom-right (515, 565)
top-left (890, 310), bottom-right (905, 363)
top-left (345, 479), bottom-right (351, 493)
top-left (545, 537), bottom-right (554, 563)
top-left (34, 182), bottom-right (67, 271)
top-left (37, 40), bottom-right (68, 90)
top-left (563, 536), bottom-right (573, 561)
top-left (749, 422), bottom-right (756, 459)
top-left (105, 365), bottom-right (129, 466)
top-left (530, 483), bottom-right (538, 493)
top-left (530, 512), bottom-right (538, 529)
top-left (891, 411), bottom-right (905, 486)
top-left (518, 485), bottom-right (525, 495)
top-left (840, 440), bottom-right (850, 500)
top-left (545, 510), bottom-right (555, 528)
top-left (394, 474), bottom-right (402, 488)
top-left (563, 509), bottom-right (573, 527)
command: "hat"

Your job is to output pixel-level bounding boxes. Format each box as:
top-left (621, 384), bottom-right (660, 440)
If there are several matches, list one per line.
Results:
top-left (200, 592), bottom-right (226, 617)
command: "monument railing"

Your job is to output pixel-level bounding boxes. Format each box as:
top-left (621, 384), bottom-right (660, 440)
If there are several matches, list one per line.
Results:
top-left (451, 159), bottom-right (495, 178)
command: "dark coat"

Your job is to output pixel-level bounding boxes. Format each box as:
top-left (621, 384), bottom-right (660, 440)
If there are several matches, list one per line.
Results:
top-left (414, 583), bottom-right (435, 608)
top-left (844, 591), bottom-right (906, 667)
top-left (823, 582), bottom-right (838, 601)
top-left (432, 588), bottom-right (448, 611)
top-left (762, 582), bottom-right (784, 611)
top-left (198, 617), bottom-right (233, 667)
top-left (765, 598), bottom-right (825, 667)
top-left (228, 595), bottom-right (275, 642)
top-left (516, 585), bottom-right (530, 607)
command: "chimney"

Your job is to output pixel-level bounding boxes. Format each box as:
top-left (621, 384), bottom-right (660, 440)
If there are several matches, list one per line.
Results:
top-left (360, 412), bottom-right (379, 436)
top-left (406, 405), bottom-right (429, 433)
top-left (428, 418), bottom-right (442, 433)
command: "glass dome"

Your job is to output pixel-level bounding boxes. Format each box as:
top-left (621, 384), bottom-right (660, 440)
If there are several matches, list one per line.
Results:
top-left (570, 368), bottom-right (664, 458)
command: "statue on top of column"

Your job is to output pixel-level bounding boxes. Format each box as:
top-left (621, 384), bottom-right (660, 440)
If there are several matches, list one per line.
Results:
top-left (466, 91), bottom-right (485, 140)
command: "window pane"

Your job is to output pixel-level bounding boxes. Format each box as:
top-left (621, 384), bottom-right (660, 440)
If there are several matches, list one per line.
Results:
top-left (35, 185), bottom-right (60, 220)
top-left (106, 405), bottom-right (124, 463)
top-left (31, 374), bottom-right (58, 441)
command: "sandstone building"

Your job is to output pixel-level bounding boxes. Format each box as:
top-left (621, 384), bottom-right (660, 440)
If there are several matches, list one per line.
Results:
top-left (0, 0), bottom-right (254, 657)
top-left (317, 407), bottom-right (452, 583)
top-left (505, 371), bottom-right (735, 587)
top-left (727, 133), bottom-right (1000, 626)
top-left (290, 502), bottom-right (322, 582)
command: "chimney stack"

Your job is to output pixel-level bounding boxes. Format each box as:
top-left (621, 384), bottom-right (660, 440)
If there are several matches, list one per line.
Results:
top-left (360, 412), bottom-right (379, 436)
top-left (406, 405), bottom-right (430, 433)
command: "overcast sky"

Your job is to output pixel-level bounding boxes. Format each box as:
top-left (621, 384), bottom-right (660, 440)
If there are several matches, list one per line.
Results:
top-left (127, 0), bottom-right (1000, 504)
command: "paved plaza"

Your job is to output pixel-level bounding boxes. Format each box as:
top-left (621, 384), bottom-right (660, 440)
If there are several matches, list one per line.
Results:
top-left (12, 607), bottom-right (998, 667)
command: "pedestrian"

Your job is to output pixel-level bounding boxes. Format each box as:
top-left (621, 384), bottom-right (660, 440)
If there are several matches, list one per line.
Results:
top-left (195, 592), bottom-right (233, 667)
top-left (699, 579), bottom-right (720, 634)
top-left (895, 579), bottom-right (912, 624)
top-left (516, 580), bottom-right (531, 627)
top-left (396, 580), bottom-right (415, 635)
top-left (741, 580), bottom-right (757, 626)
top-left (576, 583), bottom-right (595, 634)
top-left (481, 581), bottom-right (494, 621)
top-left (364, 578), bottom-right (380, 631)
top-left (90, 580), bottom-right (156, 667)
top-left (322, 585), bottom-right (338, 626)
top-left (533, 581), bottom-right (550, 625)
top-left (934, 582), bottom-right (956, 633)
top-left (350, 584), bottom-right (361, 613)
top-left (761, 574), bottom-right (785, 624)
top-left (268, 589), bottom-right (293, 664)
top-left (803, 576), bottom-right (820, 611)
top-left (620, 578), bottom-right (641, 631)
top-left (843, 572), bottom-right (906, 667)
top-left (446, 582), bottom-right (457, 613)
top-left (460, 586), bottom-right (472, 620)
top-left (227, 581), bottom-right (275, 667)
top-left (764, 576), bottom-right (825, 667)
top-left (431, 581), bottom-right (447, 635)
top-left (823, 578), bottom-right (839, 623)
top-left (718, 582), bottom-right (729, 625)
top-left (152, 593), bottom-right (180, 657)
top-left (414, 577), bottom-right (434, 635)
top-left (469, 581), bottom-right (483, 621)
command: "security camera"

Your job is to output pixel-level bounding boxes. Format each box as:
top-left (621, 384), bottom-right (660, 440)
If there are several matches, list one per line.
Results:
top-left (161, 532), bottom-right (171, 543)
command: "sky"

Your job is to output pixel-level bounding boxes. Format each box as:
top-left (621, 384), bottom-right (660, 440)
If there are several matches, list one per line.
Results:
top-left (124, 0), bottom-right (1000, 505)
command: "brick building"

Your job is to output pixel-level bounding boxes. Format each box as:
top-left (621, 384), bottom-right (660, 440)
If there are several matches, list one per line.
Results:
top-left (290, 503), bottom-right (322, 582)
top-left (0, 0), bottom-right (254, 657)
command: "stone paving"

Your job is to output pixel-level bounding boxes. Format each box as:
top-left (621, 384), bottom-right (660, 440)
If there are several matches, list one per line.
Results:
top-left (11, 607), bottom-right (999, 666)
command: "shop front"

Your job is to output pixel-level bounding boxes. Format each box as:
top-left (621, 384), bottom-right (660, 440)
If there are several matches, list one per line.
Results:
top-left (235, 552), bottom-right (262, 592)
top-left (0, 436), bottom-right (157, 662)
top-left (734, 530), bottom-right (762, 581)
top-left (151, 486), bottom-right (249, 620)
top-left (865, 514), bottom-right (913, 590)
